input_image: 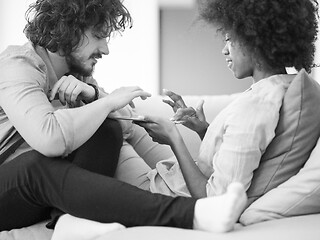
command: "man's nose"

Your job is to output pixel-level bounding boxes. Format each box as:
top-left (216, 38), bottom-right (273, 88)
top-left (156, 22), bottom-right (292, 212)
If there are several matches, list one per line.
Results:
top-left (100, 39), bottom-right (109, 55)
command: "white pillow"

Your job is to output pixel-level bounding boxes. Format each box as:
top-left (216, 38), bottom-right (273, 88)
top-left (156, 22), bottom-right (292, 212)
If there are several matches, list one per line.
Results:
top-left (240, 136), bottom-right (320, 225)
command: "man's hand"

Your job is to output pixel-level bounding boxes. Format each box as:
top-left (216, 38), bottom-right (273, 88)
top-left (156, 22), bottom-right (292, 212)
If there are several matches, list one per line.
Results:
top-left (107, 86), bottom-right (151, 112)
top-left (49, 75), bottom-right (96, 106)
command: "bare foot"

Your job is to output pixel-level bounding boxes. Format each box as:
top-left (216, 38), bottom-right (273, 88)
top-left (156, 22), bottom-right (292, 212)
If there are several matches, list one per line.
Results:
top-left (51, 214), bottom-right (125, 240)
top-left (193, 182), bottom-right (247, 232)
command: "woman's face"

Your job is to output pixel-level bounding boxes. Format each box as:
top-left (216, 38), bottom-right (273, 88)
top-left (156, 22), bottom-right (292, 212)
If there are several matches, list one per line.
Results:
top-left (222, 34), bottom-right (254, 79)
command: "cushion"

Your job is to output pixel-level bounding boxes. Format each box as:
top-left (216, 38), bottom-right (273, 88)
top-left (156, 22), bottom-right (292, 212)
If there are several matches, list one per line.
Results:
top-left (246, 69), bottom-right (320, 204)
top-left (0, 221), bottom-right (52, 240)
top-left (240, 136), bottom-right (320, 225)
top-left (95, 214), bottom-right (320, 240)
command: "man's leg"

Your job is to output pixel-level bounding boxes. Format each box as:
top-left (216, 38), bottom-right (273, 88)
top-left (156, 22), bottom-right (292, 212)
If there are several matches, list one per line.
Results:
top-left (0, 157), bottom-right (52, 230)
top-left (0, 151), bottom-right (196, 231)
top-left (0, 118), bottom-right (124, 230)
top-left (0, 119), bottom-right (195, 231)
top-left (49, 118), bottom-right (124, 226)
top-left (69, 118), bottom-right (123, 176)
top-left (52, 182), bottom-right (248, 240)
top-left (0, 117), bottom-right (247, 233)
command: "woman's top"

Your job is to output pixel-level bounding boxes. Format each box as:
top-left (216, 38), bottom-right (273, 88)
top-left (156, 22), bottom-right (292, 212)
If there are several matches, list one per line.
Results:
top-left (147, 73), bottom-right (294, 197)
top-left (198, 74), bottom-right (294, 196)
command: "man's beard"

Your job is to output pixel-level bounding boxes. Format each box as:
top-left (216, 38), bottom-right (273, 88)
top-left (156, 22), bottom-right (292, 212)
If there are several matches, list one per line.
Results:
top-left (65, 54), bottom-right (94, 77)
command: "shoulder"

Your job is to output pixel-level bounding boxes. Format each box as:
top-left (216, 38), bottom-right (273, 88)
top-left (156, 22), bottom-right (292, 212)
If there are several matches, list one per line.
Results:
top-left (227, 75), bottom-right (295, 124)
top-left (251, 74), bottom-right (295, 103)
top-left (0, 42), bottom-right (47, 85)
top-left (233, 74), bottom-right (295, 116)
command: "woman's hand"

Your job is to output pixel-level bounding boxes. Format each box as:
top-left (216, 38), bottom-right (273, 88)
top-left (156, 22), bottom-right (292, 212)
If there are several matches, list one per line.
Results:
top-left (162, 89), bottom-right (188, 112)
top-left (135, 115), bottom-right (180, 145)
top-left (162, 89), bottom-right (209, 139)
top-left (49, 75), bottom-right (96, 106)
top-left (107, 86), bottom-right (151, 112)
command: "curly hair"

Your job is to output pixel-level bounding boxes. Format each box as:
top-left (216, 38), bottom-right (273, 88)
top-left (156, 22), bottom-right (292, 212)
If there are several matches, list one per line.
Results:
top-left (198, 0), bottom-right (319, 73)
top-left (24, 0), bottom-right (132, 56)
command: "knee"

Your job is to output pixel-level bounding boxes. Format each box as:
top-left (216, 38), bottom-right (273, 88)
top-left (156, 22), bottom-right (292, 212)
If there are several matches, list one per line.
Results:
top-left (96, 118), bottom-right (123, 148)
top-left (17, 151), bottom-right (46, 168)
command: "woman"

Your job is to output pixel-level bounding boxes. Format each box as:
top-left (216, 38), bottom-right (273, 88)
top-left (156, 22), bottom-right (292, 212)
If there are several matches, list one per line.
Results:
top-left (130, 0), bottom-right (319, 198)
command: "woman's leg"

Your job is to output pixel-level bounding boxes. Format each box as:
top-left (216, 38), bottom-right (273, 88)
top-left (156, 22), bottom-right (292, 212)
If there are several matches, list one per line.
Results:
top-left (127, 125), bottom-right (174, 168)
top-left (116, 125), bottom-right (175, 191)
top-left (115, 141), bottom-right (152, 190)
top-left (123, 125), bottom-right (190, 197)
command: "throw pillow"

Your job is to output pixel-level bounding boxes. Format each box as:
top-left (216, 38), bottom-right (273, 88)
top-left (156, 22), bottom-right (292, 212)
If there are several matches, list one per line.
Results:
top-left (246, 69), bottom-right (320, 204)
top-left (240, 136), bottom-right (320, 225)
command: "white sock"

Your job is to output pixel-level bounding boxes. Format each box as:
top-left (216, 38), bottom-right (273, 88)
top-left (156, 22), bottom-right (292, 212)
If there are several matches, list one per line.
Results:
top-left (51, 214), bottom-right (125, 240)
top-left (193, 182), bottom-right (247, 233)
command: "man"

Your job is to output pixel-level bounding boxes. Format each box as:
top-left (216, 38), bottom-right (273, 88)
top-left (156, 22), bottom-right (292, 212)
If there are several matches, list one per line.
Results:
top-left (0, 0), bottom-right (247, 238)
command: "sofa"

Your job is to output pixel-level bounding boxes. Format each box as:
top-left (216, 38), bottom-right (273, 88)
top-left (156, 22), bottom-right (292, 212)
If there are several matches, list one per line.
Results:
top-left (2, 79), bottom-right (320, 239)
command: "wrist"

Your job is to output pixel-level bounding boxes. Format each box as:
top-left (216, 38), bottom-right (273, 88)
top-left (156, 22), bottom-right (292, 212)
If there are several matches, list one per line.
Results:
top-left (169, 128), bottom-right (184, 147)
top-left (196, 123), bottom-right (209, 140)
top-left (87, 83), bottom-right (99, 102)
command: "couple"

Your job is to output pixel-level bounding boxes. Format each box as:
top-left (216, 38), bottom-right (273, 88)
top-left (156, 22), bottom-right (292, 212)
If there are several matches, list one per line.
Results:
top-left (0, 0), bottom-right (318, 239)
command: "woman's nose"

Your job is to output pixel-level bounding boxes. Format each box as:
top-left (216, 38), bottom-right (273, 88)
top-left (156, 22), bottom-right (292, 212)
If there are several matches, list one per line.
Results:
top-left (222, 43), bottom-right (228, 55)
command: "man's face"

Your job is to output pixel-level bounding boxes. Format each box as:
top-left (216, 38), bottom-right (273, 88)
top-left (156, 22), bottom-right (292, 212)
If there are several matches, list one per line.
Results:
top-left (66, 28), bottom-right (109, 76)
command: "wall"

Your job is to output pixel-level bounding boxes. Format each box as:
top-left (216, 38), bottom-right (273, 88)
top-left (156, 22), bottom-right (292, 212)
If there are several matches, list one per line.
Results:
top-left (94, 0), bottom-right (159, 94)
top-left (0, 0), bottom-right (159, 94)
top-left (0, 0), bottom-right (319, 96)
top-left (160, 6), bottom-right (252, 95)
top-left (159, 4), bottom-right (320, 95)
top-left (314, 31), bottom-right (320, 82)
top-left (0, 0), bottom-right (32, 50)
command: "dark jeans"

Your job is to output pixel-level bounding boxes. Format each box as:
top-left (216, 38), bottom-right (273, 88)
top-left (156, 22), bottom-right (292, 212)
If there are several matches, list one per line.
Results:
top-left (0, 119), bottom-right (195, 231)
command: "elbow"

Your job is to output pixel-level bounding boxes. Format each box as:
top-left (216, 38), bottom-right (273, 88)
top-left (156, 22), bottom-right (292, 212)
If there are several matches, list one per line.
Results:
top-left (32, 137), bottom-right (71, 157)
top-left (39, 148), bottom-right (67, 158)
top-left (23, 111), bottom-right (74, 157)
